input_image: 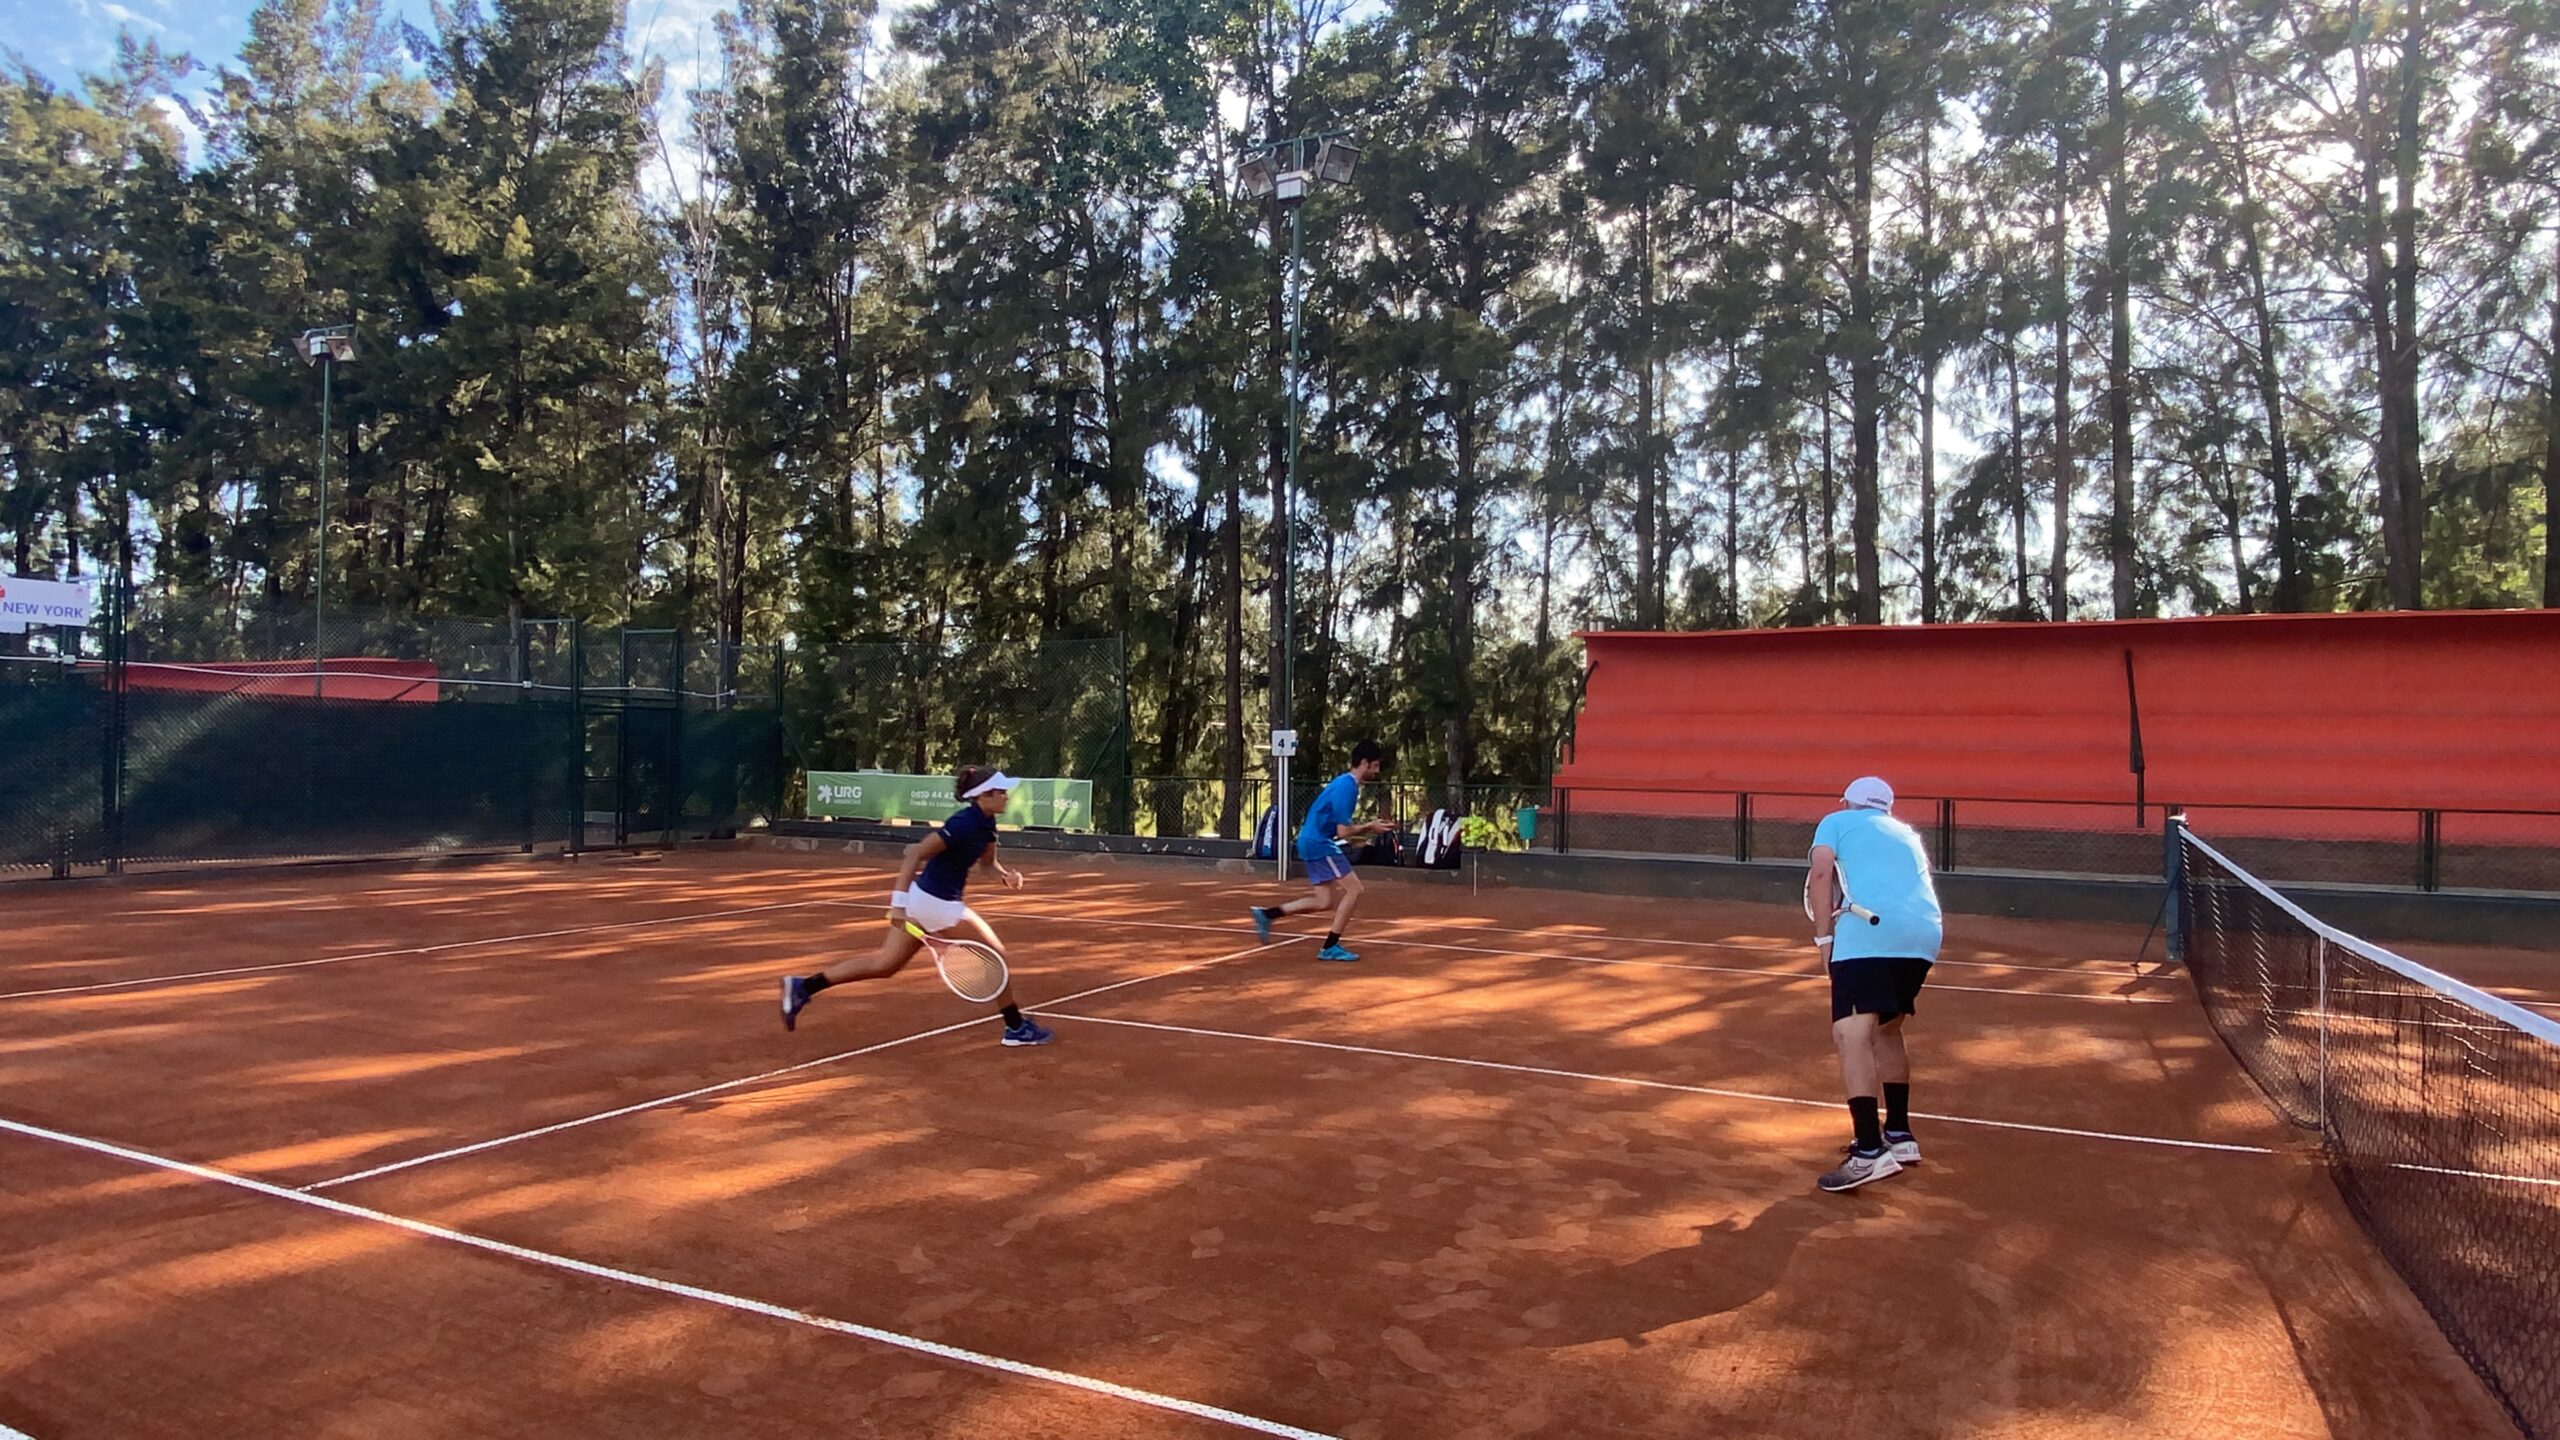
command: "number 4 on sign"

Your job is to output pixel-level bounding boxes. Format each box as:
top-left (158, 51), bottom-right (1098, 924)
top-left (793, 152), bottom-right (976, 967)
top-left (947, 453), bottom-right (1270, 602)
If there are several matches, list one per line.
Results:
top-left (1270, 730), bottom-right (1298, 758)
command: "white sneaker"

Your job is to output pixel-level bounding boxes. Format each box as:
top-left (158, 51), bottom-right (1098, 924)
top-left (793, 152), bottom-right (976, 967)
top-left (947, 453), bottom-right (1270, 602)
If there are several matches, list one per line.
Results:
top-left (1886, 1131), bottom-right (1921, 1166)
top-left (1817, 1147), bottom-right (1904, 1193)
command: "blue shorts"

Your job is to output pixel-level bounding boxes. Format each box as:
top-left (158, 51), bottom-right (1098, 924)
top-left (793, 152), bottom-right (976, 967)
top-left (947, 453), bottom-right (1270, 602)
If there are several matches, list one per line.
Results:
top-left (1299, 851), bottom-right (1353, 886)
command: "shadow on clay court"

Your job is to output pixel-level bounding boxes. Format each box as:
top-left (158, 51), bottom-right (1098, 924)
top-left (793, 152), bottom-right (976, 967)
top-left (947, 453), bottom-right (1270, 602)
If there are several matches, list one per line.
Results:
top-left (1524, 1191), bottom-right (1851, 1351)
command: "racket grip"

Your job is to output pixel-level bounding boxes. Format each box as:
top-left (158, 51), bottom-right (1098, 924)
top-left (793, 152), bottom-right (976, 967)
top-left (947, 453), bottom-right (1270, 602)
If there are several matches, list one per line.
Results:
top-left (1847, 902), bottom-right (1881, 925)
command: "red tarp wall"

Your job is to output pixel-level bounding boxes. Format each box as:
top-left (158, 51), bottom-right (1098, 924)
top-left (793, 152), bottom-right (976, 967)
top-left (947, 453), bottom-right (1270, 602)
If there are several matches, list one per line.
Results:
top-left (1558, 612), bottom-right (2560, 822)
top-left (80, 658), bottom-right (444, 702)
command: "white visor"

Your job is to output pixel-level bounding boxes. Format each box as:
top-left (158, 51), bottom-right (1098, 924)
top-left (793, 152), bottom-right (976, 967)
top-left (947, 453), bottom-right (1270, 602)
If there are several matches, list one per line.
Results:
top-left (1844, 776), bottom-right (1894, 811)
top-left (962, 770), bottom-right (1018, 799)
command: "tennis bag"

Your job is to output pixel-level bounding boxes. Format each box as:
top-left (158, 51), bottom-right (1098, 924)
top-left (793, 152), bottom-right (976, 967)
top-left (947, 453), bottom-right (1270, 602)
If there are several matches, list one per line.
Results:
top-left (1414, 808), bottom-right (1463, 870)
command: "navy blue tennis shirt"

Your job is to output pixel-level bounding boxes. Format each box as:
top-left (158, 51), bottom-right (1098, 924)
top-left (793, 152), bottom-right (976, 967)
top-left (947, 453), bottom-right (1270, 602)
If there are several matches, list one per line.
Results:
top-left (917, 804), bottom-right (996, 901)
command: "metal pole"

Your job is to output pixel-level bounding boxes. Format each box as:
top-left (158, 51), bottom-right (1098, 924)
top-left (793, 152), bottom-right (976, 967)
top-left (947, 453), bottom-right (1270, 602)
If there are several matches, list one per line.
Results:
top-left (1272, 178), bottom-right (1307, 887)
top-left (314, 354), bottom-right (331, 701)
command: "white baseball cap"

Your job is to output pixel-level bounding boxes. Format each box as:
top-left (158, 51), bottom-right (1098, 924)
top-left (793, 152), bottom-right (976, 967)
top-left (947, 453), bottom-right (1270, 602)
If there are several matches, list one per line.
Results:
top-left (962, 770), bottom-right (1019, 799)
top-left (1843, 776), bottom-right (1894, 812)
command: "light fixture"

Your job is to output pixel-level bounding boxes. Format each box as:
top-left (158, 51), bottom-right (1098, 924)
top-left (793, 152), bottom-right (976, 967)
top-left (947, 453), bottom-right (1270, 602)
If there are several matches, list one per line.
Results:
top-left (1313, 138), bottom-right (1361, 186)
top-left (1273, 168), bottom-right (1309, 203)
top-left (1237, 149), bottom-right (1278, 201)
top-left (299, 326), bottom-right (357, 365)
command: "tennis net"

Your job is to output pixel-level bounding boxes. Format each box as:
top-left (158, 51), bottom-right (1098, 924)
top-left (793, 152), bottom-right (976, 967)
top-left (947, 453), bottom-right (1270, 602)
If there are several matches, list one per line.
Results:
top-left (2174, 825), bottom-right (2560, 1439)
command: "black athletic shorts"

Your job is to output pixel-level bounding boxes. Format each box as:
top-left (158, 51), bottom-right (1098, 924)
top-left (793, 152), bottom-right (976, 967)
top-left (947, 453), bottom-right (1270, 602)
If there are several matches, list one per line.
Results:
top-left (1829, 957), bottom-right (1932, 1023)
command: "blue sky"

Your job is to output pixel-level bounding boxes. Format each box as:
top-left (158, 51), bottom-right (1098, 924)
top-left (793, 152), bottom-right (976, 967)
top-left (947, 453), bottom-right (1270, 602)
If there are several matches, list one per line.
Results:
top-left (1, 0), bottom-right (732, 105)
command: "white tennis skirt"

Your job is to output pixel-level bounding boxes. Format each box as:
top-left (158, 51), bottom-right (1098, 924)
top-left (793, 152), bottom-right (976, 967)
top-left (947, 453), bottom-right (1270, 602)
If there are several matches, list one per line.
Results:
top-left (899, 889), bottom-right (970, 933)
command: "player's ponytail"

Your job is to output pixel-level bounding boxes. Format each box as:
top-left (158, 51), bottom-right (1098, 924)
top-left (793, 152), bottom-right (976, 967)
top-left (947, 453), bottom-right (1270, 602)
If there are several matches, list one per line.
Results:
top-left (954, 764), bottom-right (990, 800)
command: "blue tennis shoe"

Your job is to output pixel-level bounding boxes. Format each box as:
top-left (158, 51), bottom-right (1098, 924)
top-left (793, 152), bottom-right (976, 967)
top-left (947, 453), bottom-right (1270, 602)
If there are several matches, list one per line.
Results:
top-left (1316, 944), bottom-right (1359, 963)
top-left (1002, 1019), bottom-right (1055, 1047)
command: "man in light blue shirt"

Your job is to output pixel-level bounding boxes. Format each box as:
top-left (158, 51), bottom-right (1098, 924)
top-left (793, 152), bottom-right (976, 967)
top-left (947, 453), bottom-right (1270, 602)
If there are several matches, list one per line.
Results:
top-left (1807, 775), bottom-right (1943, 1193)
top-left (1249, 740), bottom-right (1391, 962)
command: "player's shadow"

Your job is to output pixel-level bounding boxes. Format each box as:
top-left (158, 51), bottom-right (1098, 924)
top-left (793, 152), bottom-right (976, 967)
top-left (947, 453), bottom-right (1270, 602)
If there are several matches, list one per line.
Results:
top-left (1525, 1192), bottom-right (1849, 1351)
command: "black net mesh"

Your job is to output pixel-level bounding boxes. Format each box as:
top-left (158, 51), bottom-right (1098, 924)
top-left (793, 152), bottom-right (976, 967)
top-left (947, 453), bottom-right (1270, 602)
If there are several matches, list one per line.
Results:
top-left (0, 656), bottom-right (109, 875)
top-left (2, 596), bottom-right (780, 873)
top-left (2177, 828), bottom-right (2560, 1439)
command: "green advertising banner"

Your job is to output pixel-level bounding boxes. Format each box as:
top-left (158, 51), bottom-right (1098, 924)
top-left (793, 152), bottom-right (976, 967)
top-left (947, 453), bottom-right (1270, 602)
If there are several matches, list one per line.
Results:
top-left (805, 772), bottom-right (1094, 832)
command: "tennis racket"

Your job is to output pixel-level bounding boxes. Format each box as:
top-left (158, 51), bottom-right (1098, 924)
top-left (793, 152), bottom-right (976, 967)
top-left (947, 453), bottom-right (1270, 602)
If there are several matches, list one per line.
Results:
top-left (897, 918), bottom-right (1011, 1003)
top-left (1803, 870), bottom-right (1881, 927)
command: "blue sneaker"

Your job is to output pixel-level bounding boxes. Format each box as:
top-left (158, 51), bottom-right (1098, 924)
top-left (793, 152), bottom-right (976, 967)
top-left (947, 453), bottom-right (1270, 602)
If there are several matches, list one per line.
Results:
top-left (1316, 944), bottom-right (1359, 963)
top-left (1250, 907), bottom-right (1274, 944)
top-left (1001, 1019), bottom-right (1054, 1047)
top-left (781, 975), bottom-right (813, 1032)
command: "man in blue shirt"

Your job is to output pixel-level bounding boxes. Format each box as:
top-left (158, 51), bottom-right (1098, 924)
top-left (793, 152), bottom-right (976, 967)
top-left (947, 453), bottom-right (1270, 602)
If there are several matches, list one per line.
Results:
top-left (1807, 775), bottom-right (1944, 1193)
top-left (1249, 740), bottom-right (1391, 962)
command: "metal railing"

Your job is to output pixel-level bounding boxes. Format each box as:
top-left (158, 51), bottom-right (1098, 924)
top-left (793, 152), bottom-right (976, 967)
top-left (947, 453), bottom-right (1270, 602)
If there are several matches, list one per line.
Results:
top-left (1536, 786), bottom-right (2560, 895)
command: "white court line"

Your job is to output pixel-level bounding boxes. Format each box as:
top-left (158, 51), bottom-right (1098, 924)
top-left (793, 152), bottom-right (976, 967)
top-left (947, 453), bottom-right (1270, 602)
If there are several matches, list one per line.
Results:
top-left (0, 1420), bottom-right (35, 1440)
top-left (1038, 1011), bottom-right (2278, 1157)
top-left (0, 1117), bottom-right (1336, 1440)
top-left (0, 899), bottom-right (835, 1002)
top-left (867, 903), bottom-right (2172, 1006)
top-left (305, 937), bottom-right (1308, 1192)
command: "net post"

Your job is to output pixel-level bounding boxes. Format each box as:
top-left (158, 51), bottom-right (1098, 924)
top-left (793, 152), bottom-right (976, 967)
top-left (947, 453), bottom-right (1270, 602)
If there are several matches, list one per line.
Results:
top-left (2419, 809), bottom-right (2440, 892)
top-left (2162, 808), bottom-right (2186, 965)
top-left (2312, 935), bottom-right (2330, 1139)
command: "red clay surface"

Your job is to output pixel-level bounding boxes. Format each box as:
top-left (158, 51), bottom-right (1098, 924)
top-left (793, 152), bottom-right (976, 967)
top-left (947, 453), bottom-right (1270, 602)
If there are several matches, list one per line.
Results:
top-left (2, 849), bottom-right (2547, 1439)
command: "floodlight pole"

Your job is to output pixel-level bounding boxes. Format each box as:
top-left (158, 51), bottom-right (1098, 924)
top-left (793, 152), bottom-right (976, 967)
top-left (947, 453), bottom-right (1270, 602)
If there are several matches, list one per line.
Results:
top-left (315, 348), bottom-right (333, 701)
top-left (300, 325), bottom-right (355, 701)
top-left (1244, 132), bottom-right (1356, 884)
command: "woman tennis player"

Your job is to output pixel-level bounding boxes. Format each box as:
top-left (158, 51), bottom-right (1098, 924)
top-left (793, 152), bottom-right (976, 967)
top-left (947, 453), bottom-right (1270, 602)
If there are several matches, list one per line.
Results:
top-left (779, 765), bottom-right (1053, 1047)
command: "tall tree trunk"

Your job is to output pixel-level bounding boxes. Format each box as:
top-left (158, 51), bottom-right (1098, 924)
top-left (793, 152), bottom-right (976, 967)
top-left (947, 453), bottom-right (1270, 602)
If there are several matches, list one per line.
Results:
top-left (1917, 121), bottom-right (1941, 625)
top-left (2545, 242), bottom-right (2560, 608)
top-left (2009, 339), bottom-right (2033, 618)
top-left (1724, 439), bottom-right (1743, 629)
top-left (2049, 116), bottom-right (2075, 621)
top-left (1447, 380), bottom-right (1478, 807)
top-left (1222, 456), bottom-right (1244, 836)
top-left (1849, 125), bottom-right (1883, 625)
top-left (2104, 19), bottom-right (2137, 617)
top-left (2217, 54), bottom-right (2301, 610)
top-left (2220, 434), bottom-right (2254, 612)
top-left (2387, 0), bottom-right (2427, 607)
top-left (1819, 383), bottom-right (1838, 620)
top-left (1633, 197), bottom-right (1661, 630)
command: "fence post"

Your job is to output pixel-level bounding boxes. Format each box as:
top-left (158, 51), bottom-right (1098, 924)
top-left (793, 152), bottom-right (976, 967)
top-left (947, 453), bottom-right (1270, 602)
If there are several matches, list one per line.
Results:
top-left (770, 642), bottom-right (787, 826)
top-left (102, 573), bottom-right (125, 875)
top-left (1734, 792), bottom-right (1753, 864)
top-left (567, 619), bottom-right (586, 857)
top-left (1938, 797), bottom-right (1956, 872)
top-left (516, 620), bottom-right (535, 852)
top-left (1554, 787), bottom-right (1571, 855)
top-left (2419, 809), bottom-right (2440, 892)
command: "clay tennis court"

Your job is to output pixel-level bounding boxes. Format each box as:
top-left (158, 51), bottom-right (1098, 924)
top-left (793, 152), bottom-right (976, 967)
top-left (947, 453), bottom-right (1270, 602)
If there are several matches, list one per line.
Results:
top-left (0, 849), bottom-right (2541, 1439)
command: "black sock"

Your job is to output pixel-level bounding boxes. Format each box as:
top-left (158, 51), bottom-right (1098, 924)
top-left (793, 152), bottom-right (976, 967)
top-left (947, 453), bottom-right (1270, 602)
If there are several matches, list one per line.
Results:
top-left (1884, 1082), bottom-right (1911, 1135)
top-left (801, 973), bottom-right (834, 994)
top-left (1001, 1004), bottom-right (1024, 1028)
top-left (1322, 931), bottom-right (1340, 950)
top-left (1848, 1096), bottom-right (1884, 1155)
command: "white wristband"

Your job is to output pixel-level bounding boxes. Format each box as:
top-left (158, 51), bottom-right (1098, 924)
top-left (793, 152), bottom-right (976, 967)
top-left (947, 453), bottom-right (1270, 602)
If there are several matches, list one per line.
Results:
top-left (1814, 936), bottom-right (1834, 947)
top-left (890, 889), bottom-right (910, 907)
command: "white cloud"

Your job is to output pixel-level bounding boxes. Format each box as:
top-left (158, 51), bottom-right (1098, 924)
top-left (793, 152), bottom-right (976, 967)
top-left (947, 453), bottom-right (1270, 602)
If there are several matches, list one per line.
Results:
top-left (99, 2), bottom-right (167, 31)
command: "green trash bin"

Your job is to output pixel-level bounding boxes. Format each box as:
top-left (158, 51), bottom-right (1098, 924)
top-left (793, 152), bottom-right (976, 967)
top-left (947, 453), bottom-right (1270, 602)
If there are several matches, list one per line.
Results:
top-left (1516, 805), bottom-right (1539, 844)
